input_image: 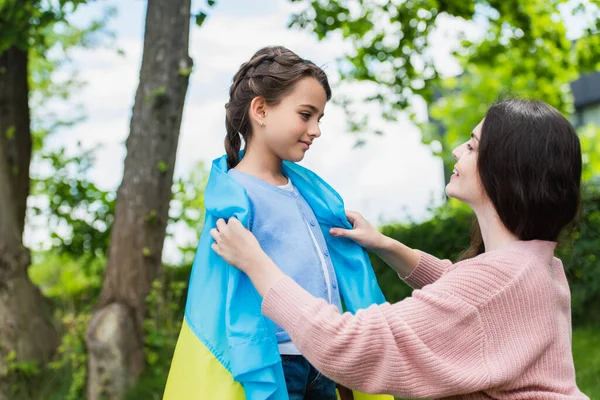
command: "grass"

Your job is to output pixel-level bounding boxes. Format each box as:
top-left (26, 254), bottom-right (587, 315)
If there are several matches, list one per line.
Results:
top-left (572, 324), bottom-right (600, 399)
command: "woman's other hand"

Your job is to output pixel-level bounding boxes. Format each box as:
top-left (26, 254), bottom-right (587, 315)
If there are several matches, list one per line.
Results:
top-left (330, 211), bottom-right (385, 251)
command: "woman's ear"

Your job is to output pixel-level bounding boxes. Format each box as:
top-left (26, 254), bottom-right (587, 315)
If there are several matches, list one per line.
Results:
top-left (249, 96), bottom-right (267, 127)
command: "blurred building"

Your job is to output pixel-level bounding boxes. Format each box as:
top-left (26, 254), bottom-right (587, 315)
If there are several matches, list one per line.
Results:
top-left (571, 71), bottom-right (600, 128)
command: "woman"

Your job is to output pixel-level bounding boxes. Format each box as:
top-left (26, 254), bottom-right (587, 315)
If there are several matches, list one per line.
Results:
top-left (210, 99), bottom-right (589, 399)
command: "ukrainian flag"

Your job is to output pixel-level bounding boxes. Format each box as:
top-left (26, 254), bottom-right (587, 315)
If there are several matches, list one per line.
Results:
top-left (163, 154), bottom-right (393, 400)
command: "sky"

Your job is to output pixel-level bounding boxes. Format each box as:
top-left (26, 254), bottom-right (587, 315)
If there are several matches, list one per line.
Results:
top-left (26, 0), bottom-right (589, 259)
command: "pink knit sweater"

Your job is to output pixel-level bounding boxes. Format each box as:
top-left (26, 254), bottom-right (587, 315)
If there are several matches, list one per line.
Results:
top-left (262, 240), bottom-right (588, 399)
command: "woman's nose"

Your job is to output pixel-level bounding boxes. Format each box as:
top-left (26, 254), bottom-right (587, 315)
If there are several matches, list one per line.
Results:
top-left (452, 148), bottom-right (459, 161)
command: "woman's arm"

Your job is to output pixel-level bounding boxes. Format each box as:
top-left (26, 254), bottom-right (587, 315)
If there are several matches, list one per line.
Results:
top-left (330, 211), bottom-right (451, 286)
top-left (262, 276), bottom-right (489, 398)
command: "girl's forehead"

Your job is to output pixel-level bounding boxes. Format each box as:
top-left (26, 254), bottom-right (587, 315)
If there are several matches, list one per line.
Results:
top-left (285, 78), bottom-right (327, 105)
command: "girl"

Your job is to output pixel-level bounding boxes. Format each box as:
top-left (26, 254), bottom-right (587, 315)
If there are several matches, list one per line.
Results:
top-left (210, 99), bottom-right (590, 399)
top-left (164, 46), bottom-right (390, 400)
top-left (225, 45), bottom-right (342, 400)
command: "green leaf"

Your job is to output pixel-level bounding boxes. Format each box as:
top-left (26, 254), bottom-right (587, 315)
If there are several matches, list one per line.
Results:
top-left (195, 12), bottom-right (207, 27)
top-left (5, 125), bottom-right (15, 140)
top-left (157, 160), bottom-right (168, 172)
top-left (178, 66), bottom-right (193, 77)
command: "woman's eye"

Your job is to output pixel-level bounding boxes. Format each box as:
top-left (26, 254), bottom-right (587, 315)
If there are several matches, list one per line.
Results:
top-left (300, 112), bottom-right (311, 120)
top-left (467, 144), bottom-right (474, 151)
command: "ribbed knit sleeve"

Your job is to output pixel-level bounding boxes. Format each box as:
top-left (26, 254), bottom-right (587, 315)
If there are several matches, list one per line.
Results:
top-left (402, 250), bottom-right (453, 289)
top-left (262, 276), bottom-right (489, 398)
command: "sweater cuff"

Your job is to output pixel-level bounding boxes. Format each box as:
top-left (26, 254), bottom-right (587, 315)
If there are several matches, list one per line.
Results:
top-left (261, 276), bottom-right (322, 336)
top-left (401, 250), bottom-right (451, 289)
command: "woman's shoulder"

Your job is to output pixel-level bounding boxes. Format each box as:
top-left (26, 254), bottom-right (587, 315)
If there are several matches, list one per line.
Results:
top-left (430, 250), bottom-right (549, 306)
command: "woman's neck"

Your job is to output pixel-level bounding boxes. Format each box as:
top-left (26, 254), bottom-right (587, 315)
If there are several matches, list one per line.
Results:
top-left (233, 144), bottom-right (287, 186)
top-left (473, 203), bottom-right (519, 252)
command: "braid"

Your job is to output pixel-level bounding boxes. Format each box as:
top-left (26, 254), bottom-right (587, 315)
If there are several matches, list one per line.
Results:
top-left (229, 53), bottom-right (278, 97)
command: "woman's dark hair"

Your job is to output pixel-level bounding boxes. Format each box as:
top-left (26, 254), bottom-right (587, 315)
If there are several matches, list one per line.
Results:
top-left (459, 99), bottom-right (582, 260)
top-left (224, 46), bottom-right (332, 170)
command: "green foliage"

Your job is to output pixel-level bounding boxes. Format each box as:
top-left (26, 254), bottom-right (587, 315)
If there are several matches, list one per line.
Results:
top-left (125, 276), bottom-right (188, 400)
top-left (370, 203), bottom-right (473, 302)
top-left (290, 0), bottom-right (600, 145)
top-left (579, 124), bottom-right (600, 182)
top-left (557, 183), bottom-right (600, 325)
top-left (28, 252), bottom-right (105, 303)
top-left (1, 350), bottom-right (40, 397)
top-left (194, 0), bottom-right (218, 27)
top-left (48, 312), bottom-right (91, 400)
top-left (0, 0), bottom-right (90, 53)
top-left (30, 145), bottom-right (115, 262)
top-left (572, 324), bottom-right (600, 398)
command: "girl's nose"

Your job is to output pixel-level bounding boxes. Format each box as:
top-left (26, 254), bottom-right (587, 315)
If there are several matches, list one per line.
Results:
top-left (309, 124), bottom-right (321, 138)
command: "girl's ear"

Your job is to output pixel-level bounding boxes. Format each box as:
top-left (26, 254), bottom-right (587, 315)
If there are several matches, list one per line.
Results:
top-left (249, 96), bottom-right (267, 127)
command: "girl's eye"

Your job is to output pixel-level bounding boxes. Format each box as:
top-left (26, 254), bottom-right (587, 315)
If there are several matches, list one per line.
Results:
top-left (300, 112), bottom-right (311, 120)
top-left (467, 143), bottom-right (474, 151)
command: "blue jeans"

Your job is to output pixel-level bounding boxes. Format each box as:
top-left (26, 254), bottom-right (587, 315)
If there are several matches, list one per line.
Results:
top-left (281, 355), bottom-right (338, 400)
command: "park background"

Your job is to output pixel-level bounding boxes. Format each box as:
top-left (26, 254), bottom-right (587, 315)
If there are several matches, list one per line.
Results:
top-left (0, 0), bottom-right (599, 399)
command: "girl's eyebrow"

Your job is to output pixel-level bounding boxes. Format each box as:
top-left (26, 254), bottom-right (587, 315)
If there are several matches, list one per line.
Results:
top-left (471, 132), bottom-right (480, 142)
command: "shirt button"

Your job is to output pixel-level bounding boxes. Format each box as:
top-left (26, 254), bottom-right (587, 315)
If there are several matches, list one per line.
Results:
top-left (332, 283), bottom-right (337, 289)
top-left (323, 250), bottom-right (329, 257)
top-left (291, 192), bottom-right (298, 198)
top-left (309, 220), bottom-right (316, 226)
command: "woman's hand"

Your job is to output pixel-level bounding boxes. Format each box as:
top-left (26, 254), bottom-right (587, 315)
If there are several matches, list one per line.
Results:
top-left (210, 217), bottom-right (285, 297)
top-left (331, 211), bottom-right (420, 277)
top-left (330, 211), bottom-right (386, 251)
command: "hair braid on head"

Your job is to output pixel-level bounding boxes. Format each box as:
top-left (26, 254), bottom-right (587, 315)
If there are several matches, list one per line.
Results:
top-left (223, 46), bottom-right (332, 170)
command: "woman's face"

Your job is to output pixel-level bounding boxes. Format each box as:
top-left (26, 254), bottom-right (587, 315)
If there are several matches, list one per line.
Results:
top-left (445, 119), bottom-right (487, 207)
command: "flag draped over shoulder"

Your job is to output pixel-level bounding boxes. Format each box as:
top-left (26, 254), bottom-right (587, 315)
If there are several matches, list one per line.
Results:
top-left (163, 154), bottom-right (394, 400)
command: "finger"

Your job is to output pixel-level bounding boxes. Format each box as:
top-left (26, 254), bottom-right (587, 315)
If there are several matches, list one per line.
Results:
top-left (216, 218), bottom-right (227, 231)
top-left (330, 227), bottom-right (353, 238)
top-left (211, 242), bottom-right (220, 255)
top-left (228, 216), bottom-right (244, 230)
top-left (210, 228), bottom-right (220, 242)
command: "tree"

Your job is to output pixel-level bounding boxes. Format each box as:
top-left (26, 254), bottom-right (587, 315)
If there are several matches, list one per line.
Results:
top-left (0, 1), bottom-right (91, 397)
top-left (84, 0), bottom-right (193, 398)
top-left (288, 0), bottom-right (600, 149)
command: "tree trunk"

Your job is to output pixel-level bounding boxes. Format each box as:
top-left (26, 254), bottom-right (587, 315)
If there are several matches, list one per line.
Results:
top-left (0, 47), bottom-right (59, 400)
top-left (85, 0), bottom-right (192, 398)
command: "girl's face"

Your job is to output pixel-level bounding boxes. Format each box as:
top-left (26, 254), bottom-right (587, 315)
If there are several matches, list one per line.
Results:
top-left (446, 119), bottom-right (487, 207)
top-left (259, 76), bottom-right (327, 162)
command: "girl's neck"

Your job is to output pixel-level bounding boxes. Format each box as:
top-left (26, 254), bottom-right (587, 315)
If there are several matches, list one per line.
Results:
top-left (473, 202), bottom-right (519, 253)
top-left (233, 144), bottom-right (287, 186)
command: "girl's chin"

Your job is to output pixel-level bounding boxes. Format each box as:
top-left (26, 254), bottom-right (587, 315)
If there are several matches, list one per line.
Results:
top-left (284, 152), bottom-right (306, 163)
